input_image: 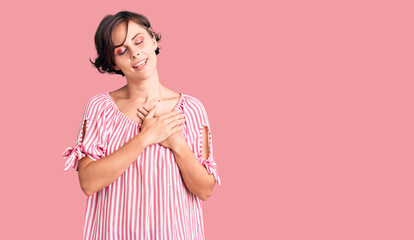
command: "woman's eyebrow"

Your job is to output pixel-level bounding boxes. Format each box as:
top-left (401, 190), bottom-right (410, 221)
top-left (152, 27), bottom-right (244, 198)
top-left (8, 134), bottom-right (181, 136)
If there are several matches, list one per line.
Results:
top-left (131, 33), bottom-right (143, 41)
top-left (115, 33), bottom-right (143, 48)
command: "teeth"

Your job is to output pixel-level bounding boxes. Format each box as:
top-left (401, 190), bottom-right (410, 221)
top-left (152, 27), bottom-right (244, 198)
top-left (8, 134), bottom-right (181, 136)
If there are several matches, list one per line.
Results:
top-left (135, 59), bottom-right (147, 67)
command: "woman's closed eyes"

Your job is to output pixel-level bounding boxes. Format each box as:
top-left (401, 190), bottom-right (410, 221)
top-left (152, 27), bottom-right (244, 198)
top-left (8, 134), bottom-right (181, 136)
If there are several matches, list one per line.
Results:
top-left (116, 38), bottom-right (144, 56)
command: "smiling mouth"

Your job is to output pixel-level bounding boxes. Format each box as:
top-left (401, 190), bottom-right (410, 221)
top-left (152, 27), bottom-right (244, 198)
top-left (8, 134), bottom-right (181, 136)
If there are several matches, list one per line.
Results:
top-left (133, 58), bottom-right (148, 68)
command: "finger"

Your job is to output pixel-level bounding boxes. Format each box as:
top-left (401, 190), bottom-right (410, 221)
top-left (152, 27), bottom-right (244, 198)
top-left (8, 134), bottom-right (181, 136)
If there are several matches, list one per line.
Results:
top-left (138, 109), bottom-right (148, 119)
top-left (137, 111), bottom-right (145, 121)
top-left (167, 116), bottom-right (185, 129)
top-left (159, 109), bottom-right (182, 120)
top-left (146, 104), bottom-right (158, 119)
top-left (141, 107), bottom-right (149, 115)
top-left (171, 113), bottom-right (185, 126)
top-left (171, 124), bottom-right (183, 134)
top-left (165, 113), bottom-right (185, 126)
top-left (137, 107), bottom-right (149, 116)
top-left (143, 105), bottom-right (154, 113)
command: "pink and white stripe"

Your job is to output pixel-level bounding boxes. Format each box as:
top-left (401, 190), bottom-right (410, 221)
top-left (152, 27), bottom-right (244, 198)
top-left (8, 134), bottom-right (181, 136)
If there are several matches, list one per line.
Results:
top-left (63, 92), bottom-right (221, 240)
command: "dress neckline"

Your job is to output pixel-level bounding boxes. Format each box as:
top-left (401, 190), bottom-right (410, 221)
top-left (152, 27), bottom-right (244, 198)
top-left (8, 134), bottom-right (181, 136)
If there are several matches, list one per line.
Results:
top-left (105, 91), bottom-right (184, 126)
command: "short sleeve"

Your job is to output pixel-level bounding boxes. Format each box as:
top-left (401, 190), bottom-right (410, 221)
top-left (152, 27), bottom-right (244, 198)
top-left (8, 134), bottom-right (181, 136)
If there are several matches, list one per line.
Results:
top-left (192, 100), bottom-right (222, 186)
top-left (62, 95), bottom-right (108, 171)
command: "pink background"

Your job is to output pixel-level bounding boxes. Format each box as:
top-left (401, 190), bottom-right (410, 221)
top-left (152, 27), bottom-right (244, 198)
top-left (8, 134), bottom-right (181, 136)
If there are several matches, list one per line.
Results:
top-left (1, 0), bottom-right (413, 239)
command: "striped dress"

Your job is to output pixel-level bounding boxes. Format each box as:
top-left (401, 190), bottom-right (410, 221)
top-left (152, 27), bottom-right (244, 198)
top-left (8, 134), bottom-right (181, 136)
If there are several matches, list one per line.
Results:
top-left (62, 92), bottom-right (221, 240)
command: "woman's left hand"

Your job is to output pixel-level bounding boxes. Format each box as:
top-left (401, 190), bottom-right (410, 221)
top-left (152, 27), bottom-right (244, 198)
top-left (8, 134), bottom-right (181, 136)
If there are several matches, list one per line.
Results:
top-left (138, 105), bottom-right (186, 149)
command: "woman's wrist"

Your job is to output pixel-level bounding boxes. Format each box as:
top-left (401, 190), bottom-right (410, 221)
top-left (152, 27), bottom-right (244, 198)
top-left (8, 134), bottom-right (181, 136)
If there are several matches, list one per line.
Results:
top-left (134, 131), bottom-right (150, 149)
top-left (170, 137), bottom-right (187, 153)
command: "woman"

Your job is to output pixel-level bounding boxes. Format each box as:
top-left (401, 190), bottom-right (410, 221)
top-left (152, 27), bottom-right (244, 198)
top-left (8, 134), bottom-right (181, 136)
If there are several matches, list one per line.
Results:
top-left (62, 11), bottom-right (221, 239)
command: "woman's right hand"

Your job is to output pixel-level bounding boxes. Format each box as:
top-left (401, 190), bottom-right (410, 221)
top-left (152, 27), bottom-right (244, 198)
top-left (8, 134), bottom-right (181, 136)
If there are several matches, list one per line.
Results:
top-left (139, 104), bottom-right (185, 146)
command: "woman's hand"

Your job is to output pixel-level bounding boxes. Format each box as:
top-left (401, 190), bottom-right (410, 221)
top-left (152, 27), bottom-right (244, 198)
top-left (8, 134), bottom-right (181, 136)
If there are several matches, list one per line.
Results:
top-left (138, 104), bottom-right (186, 148)
top-left (138, 105), bottom-right (186, 149)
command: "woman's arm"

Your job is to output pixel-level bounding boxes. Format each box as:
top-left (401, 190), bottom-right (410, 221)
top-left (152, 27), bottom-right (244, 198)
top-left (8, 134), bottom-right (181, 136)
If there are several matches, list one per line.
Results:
top-left (77, 129), bottom-right (149, 197)
top-left (170, 126), bottom-right (216, 201)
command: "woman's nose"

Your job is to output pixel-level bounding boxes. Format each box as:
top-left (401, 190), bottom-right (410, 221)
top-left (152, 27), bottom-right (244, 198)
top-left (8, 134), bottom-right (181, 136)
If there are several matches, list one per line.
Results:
top-left (131, 49), bottom-right (140, 59)
top-left (131, 46), bottom-right (141, 59)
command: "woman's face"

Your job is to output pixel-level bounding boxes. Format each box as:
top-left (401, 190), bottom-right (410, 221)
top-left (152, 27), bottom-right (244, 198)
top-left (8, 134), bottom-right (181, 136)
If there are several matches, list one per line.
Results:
top-left (111, 20), bottom-right (158, 79)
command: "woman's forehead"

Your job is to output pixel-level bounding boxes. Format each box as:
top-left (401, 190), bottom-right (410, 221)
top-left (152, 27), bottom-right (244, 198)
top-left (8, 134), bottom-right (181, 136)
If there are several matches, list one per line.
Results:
top-left (112, 20), bottom-right (146, 46)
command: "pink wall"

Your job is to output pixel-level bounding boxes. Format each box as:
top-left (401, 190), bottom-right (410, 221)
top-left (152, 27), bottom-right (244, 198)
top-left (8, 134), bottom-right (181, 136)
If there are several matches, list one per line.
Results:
top-left (1, 0), bottom-right (413, 239)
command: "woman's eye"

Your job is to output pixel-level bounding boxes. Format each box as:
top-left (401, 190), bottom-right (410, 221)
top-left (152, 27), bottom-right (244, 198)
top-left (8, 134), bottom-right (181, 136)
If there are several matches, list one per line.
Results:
top-left (116, 40), bottom-right (143, 55)
top-left (117, 49), bottom-right (126, 55)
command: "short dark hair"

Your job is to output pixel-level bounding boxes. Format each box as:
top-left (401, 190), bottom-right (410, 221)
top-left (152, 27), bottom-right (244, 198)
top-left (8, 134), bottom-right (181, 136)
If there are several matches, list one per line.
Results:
top-left (89, 11), bottom-right (162, 76)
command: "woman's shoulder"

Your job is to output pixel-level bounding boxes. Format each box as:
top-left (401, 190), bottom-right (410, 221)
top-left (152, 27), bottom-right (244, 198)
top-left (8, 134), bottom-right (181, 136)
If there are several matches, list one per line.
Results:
top-left (181, 93), bottom-right (209, 117)
top-left (181, 93), bottom-right (211, 128)
top-left (182, 93), bottom-right (205, 108)
top-left (84, 92), bottom-right (112, 113)
top-left (88, 92), bottom-right (109, 102)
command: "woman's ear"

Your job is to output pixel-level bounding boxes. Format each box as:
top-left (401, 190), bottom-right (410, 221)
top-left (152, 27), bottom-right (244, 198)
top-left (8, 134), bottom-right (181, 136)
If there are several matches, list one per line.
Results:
top-left (151, 33), bottom-right (158, 51)
top-left (113, 65), bottom-right (120, 71)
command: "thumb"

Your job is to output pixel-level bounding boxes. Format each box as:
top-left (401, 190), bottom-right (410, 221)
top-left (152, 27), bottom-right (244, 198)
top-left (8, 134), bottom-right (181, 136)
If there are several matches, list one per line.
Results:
top-left (146, 104), bottom-right (158, 119)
